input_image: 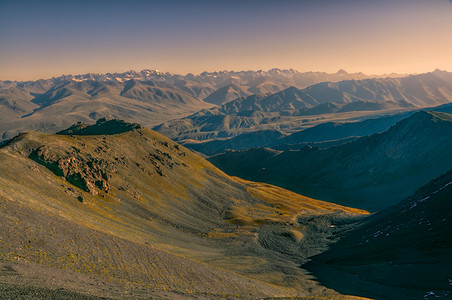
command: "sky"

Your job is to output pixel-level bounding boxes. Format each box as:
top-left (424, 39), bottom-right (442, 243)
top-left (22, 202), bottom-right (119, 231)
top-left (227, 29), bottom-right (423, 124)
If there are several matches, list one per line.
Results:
top-left (1, 0), bottom-right (452, 81)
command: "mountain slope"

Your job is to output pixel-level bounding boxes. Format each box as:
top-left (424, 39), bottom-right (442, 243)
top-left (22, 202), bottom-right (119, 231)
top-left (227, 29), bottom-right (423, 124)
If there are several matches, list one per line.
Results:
top-left (209, 111), bottom-right (452, 211)
top-left (219, 70), bottom-right (452, 114)
top-left (220, 87), bottom-right (318, 113)
top-left (304, 169), bottom-right (452, 299)
top-left (0, 119), bottom-right (368, 299)
top-left (203, 83), bottom-right (251, 105)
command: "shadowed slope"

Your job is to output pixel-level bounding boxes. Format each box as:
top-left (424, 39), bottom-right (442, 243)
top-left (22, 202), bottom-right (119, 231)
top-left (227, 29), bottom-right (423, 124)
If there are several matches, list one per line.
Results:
top-left (304, 169), bottom-right (452, 300)
top-left (203, 84), bottom-right (251, 105)
top-left (209, 111), bottom-right (452, 210)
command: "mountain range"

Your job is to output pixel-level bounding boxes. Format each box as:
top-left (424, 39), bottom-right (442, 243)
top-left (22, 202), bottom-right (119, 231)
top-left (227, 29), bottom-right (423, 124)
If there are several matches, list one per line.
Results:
top-left (1, 68), bottom-right (398, 102)
top-left (181, 100), bottom-right (452, 157)
top-left (0, 68), bottom-right (410, 143)
top-left (154, 69), bottom-right (452, 153)
top-left (0, 79), bottom-right (214, 142)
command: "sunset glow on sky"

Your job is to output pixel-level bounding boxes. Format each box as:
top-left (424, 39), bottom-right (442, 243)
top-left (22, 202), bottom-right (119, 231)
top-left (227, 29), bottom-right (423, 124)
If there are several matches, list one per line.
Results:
top-left (1, 0), bottom-right (452, 80)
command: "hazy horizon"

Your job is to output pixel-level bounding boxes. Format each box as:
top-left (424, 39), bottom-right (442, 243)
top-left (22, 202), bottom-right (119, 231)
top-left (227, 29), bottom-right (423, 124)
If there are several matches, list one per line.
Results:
top-left (0, 66), bottom-right (429, 82)
top-left (2, 0), bottom-right (452, 81)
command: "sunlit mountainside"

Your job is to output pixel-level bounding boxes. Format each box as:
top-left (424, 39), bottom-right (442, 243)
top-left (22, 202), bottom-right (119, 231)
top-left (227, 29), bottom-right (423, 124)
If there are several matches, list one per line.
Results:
top-left (0, 119), bottom-right (370, 299)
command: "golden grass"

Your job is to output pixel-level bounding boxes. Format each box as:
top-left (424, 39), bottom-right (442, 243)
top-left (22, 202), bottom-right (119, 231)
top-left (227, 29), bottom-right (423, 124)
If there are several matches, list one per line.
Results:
top-left (235, 177), bottom-right (368, 215)
top-left (220, 177), bottom-right (368, 236)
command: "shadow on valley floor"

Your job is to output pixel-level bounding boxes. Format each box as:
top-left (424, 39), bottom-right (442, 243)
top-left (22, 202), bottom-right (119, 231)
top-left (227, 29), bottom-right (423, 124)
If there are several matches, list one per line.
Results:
top-left (304, 169), bottom-right (452, 300)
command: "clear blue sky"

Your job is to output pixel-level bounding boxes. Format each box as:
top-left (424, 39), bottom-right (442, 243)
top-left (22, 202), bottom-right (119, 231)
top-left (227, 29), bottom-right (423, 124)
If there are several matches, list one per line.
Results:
top-left (1, 0), bottom-right (452, 80)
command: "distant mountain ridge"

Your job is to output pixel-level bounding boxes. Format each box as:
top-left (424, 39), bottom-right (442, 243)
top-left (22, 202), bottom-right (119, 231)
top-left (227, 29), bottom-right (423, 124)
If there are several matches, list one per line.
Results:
top-left (0, 68), bottom-right (399, 89)
top-left (0, 68), bottom-right (404, 105)
top-left (0, 68), bottom-right (407, 142)
top-left (155, 70), bottom-right (452, 147)
top-left (219, 70), bottom-right (452, 114)
top-left (2, 69), bottom-right (450, 147)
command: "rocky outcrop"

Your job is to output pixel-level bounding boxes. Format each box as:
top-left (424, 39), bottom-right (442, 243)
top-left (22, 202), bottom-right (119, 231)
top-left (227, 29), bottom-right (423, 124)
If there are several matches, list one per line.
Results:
top-left (57, 118), bottom-right (141, 136)
top-left (29, 145), bottom-right (112, 194)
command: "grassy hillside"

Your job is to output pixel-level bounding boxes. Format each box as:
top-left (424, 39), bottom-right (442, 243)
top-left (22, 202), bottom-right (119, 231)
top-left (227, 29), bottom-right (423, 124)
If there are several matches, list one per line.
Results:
top-left (0, 119), bottom-right (368, 299)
